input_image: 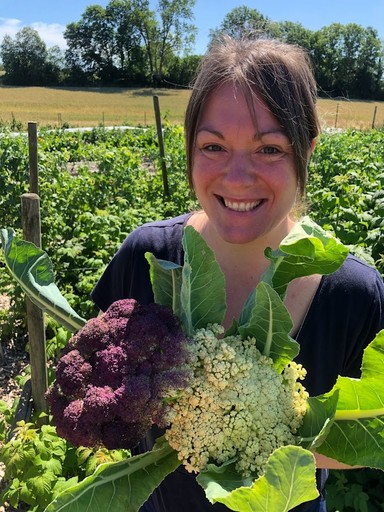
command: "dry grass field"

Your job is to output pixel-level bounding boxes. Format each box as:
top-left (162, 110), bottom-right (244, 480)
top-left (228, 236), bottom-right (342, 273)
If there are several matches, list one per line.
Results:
top-left (0, 85), bottom-right (383, 130)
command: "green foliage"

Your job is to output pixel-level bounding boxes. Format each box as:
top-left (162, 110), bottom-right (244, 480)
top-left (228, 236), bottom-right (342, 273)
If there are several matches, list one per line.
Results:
top-left (0, 124), bottom-right (197, 328)
top-left (326, 469), bottom-right (384, 512)
top-left (307, 128), bottom-right (384, 276)
top-left (0, 399), bottom-right (18, 444)
top-left (0, 27), bottom-right (62, 86)
top-left (0, 420), bottom-right (130, 512)
top-left (1, 126), bottom-right (383, 510)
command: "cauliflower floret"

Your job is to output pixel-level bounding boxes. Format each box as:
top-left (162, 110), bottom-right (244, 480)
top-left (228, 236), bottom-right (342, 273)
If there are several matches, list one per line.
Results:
top-left (165, 324), bottom-right (309, 478)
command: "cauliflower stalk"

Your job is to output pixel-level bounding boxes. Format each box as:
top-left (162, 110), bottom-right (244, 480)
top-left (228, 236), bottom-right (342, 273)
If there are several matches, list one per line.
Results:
top-left (165, 324), bottom-right (308, 477)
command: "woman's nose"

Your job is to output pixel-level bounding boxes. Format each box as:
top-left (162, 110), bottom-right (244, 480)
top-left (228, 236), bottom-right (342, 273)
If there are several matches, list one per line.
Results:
top-left (224, 152), bottom-right (256, 184)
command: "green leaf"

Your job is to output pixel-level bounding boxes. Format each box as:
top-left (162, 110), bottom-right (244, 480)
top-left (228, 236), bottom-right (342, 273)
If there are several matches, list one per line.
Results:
top-left (262, 217), bottom-right (348, 298)
top-left (297, 390), bottom-right (339, 451)
top-left (180, 226), bottom-right (226, 335)
top-left (26, 472), bottom-right (54, 498)
top-left (317, 330), bottom-right (384, 468)
top-left (146, 227), bottom-right (226, 336)
top-left (1, 228), bottom-right (86, 332)
top-left (145, 252), bottom-right (182, 315)
top-left (238, 282), bottom-right (299, 371)
top-left (198, 446), bottom-right (318, 511)
top-left (44, 436), bottom-right (180, 512)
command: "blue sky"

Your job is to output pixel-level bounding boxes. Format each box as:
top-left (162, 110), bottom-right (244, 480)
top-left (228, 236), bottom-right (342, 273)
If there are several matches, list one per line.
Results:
top-left (0, 0), bottom-right (383, 54)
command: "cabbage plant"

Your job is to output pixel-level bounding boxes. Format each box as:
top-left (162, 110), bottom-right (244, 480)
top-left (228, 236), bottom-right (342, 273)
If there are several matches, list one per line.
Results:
top-left (1, 217), bottom-right (384, 512)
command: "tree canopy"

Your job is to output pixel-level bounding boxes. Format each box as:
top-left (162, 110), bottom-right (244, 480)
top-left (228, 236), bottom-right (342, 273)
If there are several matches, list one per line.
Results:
top-left (0, 2), bottom-right (383, 100)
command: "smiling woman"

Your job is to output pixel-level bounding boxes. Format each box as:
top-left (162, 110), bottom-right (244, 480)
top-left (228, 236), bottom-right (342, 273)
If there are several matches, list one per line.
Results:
top-left (90, 35), bottom-right (384, 512)
top-left (190, 86), bottom-right (299, 248)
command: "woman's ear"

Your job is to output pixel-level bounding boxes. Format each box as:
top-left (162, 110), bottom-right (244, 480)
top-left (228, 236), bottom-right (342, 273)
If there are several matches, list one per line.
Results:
top-left (309, 138), bottom-right (317, 156)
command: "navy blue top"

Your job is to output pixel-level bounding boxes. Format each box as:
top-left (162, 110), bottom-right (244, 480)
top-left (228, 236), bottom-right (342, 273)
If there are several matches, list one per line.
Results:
top-left (92, 214), bottom-right (384, 512)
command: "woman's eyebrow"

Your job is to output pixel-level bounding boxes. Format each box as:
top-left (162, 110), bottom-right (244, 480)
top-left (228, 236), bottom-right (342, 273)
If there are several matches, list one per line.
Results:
top-left (255, 129), bottom-right (289, 140)
top-left (196, 127), bottom-right (225, 139)
top-left (196, 127), bottom-right (289, 141)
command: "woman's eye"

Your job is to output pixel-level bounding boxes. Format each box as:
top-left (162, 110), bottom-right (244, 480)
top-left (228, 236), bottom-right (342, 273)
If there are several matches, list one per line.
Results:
top-left (203, 144), bottom-right (223, 152)
top-left (260, 146), bottom-right (279, 154)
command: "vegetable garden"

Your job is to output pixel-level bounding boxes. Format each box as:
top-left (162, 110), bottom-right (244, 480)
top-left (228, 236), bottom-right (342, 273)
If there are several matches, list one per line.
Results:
top-left (0, 124), bottom-right (384, 511)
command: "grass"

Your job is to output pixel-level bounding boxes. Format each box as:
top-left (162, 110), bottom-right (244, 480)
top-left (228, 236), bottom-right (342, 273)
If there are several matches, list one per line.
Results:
top-left (317, 98), bottom-right (384, 130)
top-left (0, 85), bottom-right (383, 130)
top-left (0, 86), bottom-right (191, 128)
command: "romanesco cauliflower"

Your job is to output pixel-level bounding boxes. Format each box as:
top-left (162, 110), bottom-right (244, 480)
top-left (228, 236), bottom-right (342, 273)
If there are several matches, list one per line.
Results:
top-left (164, 324), bottom-right (308, 478)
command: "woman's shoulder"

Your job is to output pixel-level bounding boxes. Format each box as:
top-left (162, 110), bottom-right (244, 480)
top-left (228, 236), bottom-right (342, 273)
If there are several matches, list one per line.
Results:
top-left (317, 253), bottom-right (384, 331)
top-left (128, 213), bottom-right (190, 243)
top-left (118, 213), bottom-right (191, 261)
top-left (323, 253), bottom-right (384, 296)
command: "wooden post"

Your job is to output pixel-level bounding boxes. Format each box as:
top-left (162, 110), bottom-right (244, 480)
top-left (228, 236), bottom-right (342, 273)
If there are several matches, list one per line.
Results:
top-left (21, 193), bottom-right (48, 417)
top-left (372, 106), bottom-right (378, 129)
top-left (153, 95), bottom-right (169, 197)
top-left (23, 123), bottom-right (48, 418)
top-left (334, 103), bottom-right (340, 129)
top-left (28, 122), bottom-right (39, 194)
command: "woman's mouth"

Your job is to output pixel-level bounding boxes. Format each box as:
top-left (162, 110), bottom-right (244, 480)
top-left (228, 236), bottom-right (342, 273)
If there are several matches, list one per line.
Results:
top-left (221, 197), bottom-right (263, 212)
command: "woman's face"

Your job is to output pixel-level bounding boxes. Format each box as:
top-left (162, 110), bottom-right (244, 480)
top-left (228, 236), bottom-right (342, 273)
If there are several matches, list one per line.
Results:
top-left (192, 83), bottom-right (299, 247)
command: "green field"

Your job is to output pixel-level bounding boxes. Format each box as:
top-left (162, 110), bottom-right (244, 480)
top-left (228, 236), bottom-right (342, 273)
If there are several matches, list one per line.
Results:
top-left (1, 85), bottom-right (383, 130)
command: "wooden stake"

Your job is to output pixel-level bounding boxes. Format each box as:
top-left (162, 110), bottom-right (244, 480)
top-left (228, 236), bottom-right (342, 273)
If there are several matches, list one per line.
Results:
top-left (28, 122), bottom-right (39, 195)
top-left (21, 193), bottom-right (48, 417)
top-left (153, 95), bottom-right (169, 197)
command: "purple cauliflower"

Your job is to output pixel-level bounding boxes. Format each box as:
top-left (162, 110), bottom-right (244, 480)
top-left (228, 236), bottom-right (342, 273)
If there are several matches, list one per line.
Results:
top-left (46, 299), bottom-right (192, 450)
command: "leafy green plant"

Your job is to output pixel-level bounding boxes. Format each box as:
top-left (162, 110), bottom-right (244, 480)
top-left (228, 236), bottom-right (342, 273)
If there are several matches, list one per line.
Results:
top-left (2, 221), bottom-right (384, 512)
top-left (326, 469), bottom-right (384, 512)
top-left (0, 420), bottom-right (130, 512)
top-left (1, 125), bottom-right (383, 510)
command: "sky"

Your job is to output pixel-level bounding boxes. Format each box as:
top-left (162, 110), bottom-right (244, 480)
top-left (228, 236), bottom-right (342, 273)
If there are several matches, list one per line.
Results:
top-left (0, 0), bottom-right (383, 55)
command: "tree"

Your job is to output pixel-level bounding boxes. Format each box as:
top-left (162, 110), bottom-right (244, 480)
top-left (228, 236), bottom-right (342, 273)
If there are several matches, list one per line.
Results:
top-left (64, 5), bottom-right (117, 84)
top-left (311, 23), bottom-right (383, 99)
top-left (274, 21), bottom-right (314, 51)
top-left (133, 0), bottom-right (196, 83)
top-left (165, 53), bottom-right (201, 87)
top-left (0, 27), bottom-right (60, 85)
top-left (64, 0), bottom-right (196, 85)
top-left (353, 26), bottom-right (383, 99)
top-left (209, 6), bottom-right (278, 45)
top-left (106, 0), bottom-right (147, 83)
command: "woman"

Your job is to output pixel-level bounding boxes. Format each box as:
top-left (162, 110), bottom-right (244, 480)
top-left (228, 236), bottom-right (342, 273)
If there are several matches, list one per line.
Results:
top-left (92, 36), bottom-right (384, 511)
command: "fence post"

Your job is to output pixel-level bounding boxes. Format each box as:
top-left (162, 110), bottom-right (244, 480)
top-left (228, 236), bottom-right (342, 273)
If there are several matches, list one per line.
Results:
top-left (28, 122), bottom-right (39, 194)
top-left (334, 103), bottom-right (340, 129)
top-left (22, 122), bottom-right (48, 418)
top-left (372, 106), bottom-right (378, 129)
top-left (21, 193), bottom-right (48, 417)
top-left (153, 95), bottom-right (169, 197)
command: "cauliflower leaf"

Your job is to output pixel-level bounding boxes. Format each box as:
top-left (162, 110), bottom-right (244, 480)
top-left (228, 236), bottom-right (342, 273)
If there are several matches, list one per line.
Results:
top-left (1, 227), bottom-right (86, 332)
top-left (197, 445), bottom-right (319, 511)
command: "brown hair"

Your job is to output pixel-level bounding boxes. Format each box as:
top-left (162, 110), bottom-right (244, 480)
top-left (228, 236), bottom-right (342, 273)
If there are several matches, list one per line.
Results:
top-left (184, 36), bottom-right (320, 196)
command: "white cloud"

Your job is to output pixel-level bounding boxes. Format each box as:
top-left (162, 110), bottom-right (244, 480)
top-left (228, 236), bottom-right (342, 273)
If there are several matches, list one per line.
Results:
top-left (0, 17), bottom-right (22, 40)
top-left (31, 22), bottom-right (67, 49)
top-left (0, 17), bottom-right (67, 49)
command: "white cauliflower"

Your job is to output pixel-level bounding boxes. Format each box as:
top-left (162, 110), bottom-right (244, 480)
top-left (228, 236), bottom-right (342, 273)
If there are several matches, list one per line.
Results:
top-left (164, 324), bottom-right (309, 478)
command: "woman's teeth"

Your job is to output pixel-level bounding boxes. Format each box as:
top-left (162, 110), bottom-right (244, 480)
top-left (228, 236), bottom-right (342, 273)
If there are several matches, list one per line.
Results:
top-left (223, 199), bottom-right (262, 212)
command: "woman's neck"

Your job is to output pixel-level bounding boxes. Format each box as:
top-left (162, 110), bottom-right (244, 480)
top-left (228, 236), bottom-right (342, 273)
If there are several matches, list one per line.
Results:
top-left (188, 210), bottom-right (295, 276)
top-left (187, 211), bottom-right (297, 328)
